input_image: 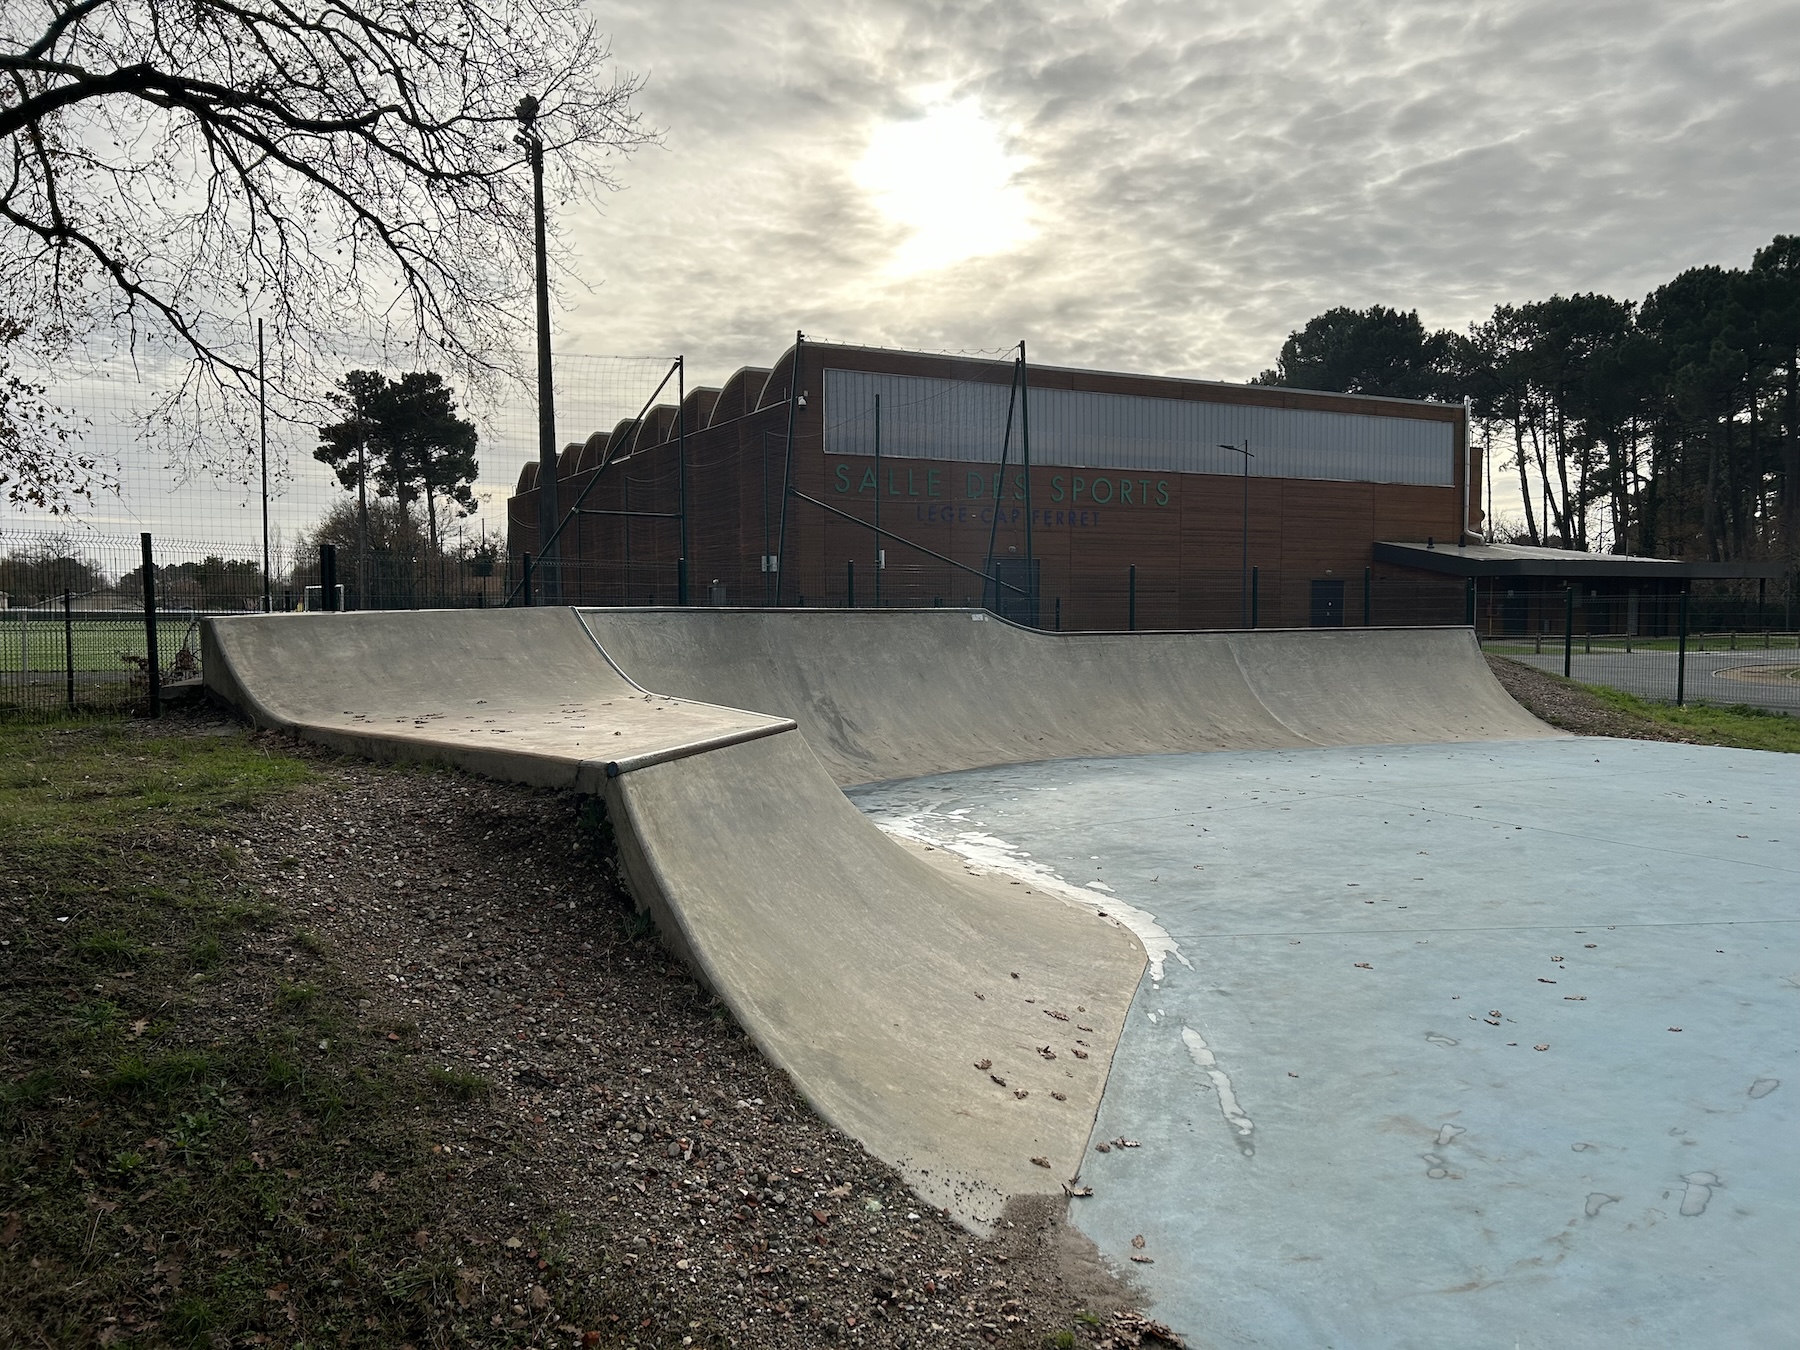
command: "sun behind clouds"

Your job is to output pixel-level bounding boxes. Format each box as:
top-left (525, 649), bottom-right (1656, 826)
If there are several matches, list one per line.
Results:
top-left (853, 95), bottom-right (1036, 276)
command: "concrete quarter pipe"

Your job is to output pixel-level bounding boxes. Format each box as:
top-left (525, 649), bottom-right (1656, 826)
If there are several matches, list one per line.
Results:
top-left (203, 608), bottom-right (1557, 1229)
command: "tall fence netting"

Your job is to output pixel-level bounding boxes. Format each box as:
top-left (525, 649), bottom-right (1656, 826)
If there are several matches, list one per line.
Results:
top-left (2, 349), bottom-right (674, 716)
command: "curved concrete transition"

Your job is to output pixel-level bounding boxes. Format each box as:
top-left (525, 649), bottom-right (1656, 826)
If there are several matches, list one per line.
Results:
top-left (577, 610), bottom-right (1554, 785)
top-left (203, 607), bottom-right (1556, 1229)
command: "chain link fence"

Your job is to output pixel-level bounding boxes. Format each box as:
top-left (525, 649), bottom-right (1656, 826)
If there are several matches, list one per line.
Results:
top-left (10, 531), bottom-right (1793, 721)
top-left (1480, 581), bottom-right (1800, 716)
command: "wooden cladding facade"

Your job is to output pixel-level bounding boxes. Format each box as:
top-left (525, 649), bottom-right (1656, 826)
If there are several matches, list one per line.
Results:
top-left (508, 343), bottom-right (1476, 630)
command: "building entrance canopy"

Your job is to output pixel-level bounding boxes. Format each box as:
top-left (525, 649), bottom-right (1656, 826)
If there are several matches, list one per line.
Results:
top-left (1375, 541), bottom-right (1783, 583)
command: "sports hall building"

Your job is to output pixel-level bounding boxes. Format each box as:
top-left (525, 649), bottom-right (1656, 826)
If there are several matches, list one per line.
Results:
top-left (508, 341), bottom-right (1768, 632)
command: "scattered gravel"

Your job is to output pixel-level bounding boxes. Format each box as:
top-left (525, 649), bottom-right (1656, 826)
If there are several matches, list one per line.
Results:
top-left (1485, 655), bottom-right (1701, 742)
top-left (239, 726), bottom-right (1147, 1347)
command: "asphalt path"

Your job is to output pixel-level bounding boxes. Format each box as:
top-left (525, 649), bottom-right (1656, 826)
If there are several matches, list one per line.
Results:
top-left (1499, 646), bottom-right (1800, 715)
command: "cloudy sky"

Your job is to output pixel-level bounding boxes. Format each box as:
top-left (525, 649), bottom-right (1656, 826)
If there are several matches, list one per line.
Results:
top-left (563, 0), bottom-right (1800, 391)
top-left (13, 0), bottom-right (1799, 545)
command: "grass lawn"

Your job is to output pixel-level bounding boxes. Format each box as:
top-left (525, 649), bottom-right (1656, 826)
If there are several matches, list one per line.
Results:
top-left (1579, 685), bottom-right (1800, 752)
top-left (0, 720), bottom-right (514, 1346)
top-left (0, 617), bottom-right (200, 675)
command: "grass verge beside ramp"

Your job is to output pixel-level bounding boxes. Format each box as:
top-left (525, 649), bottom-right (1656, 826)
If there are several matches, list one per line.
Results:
top-left (1487, 655), bottom-right (1800, 752)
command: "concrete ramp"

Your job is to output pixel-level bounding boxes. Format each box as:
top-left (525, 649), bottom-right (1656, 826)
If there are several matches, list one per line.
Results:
top-left (578, 610), bottom-right (1558, 784)
top-left (204, 607), bottom-right (1554, 1229)
top-left (612, 731), bottom-right (1144, 1222)
top-left (201, 608), bottom-right (792, 787)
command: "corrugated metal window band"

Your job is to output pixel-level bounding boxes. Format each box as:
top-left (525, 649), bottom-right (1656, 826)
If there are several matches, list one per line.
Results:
top-left (821, 369), bottom-right (1455, 488)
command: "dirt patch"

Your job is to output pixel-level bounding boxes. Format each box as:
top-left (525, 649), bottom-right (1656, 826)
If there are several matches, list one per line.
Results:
top-left (1712, 663), bottom-right (1800, 685)
top-left (1485, 655), bottom-right (1700, 743)
top-left (254, 749), bottom-right (1146, 1346)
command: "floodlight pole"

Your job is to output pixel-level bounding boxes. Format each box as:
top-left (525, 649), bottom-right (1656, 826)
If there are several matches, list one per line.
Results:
top-left (258, 318), bottom-right (270, 613)
top-left (1219, 440), bottom-right (1254, 627)
top-left (517, 95), bottom-right (560, 604)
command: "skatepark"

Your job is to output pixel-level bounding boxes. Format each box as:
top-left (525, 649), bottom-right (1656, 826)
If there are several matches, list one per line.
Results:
top-left (202, 608), bottom-right (1797, 1348)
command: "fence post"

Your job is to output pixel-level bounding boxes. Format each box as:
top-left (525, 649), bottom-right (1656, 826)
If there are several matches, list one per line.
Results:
top-left (1676, 590), bottom-right (1689, 706)
top-left (1128, 564), bottom-right (1136, 631)
top-left (63, 589), bottom-right (75, 712)
top-left (140, 532), bottom-right (161, 719)
top-left (1364, 567), bottom-right (1373, 627)
top-left (319, 544), bottom-right (339, 612)
top-left (1250, 567), bottom-right (1259, 629)
top-left (1562, 585), bottom-right (1574, 679)
top-left (847, 560), bottom-right (855, 609)
top-left (1465, 577), bottom-right (1476, 628)
top-left (522, 552), bottom-right (534, 607)
top-left (1054, 596), bottom-right (1061, 631)
top-left (678, 557), bottom-right (688, 607)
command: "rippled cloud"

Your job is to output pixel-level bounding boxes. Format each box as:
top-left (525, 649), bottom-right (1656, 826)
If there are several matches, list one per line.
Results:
top-left (563, 0), bottom-right (1800, 391)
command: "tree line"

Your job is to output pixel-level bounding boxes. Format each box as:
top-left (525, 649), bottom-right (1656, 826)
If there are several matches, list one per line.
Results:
top-left (1256, 235), bottom-right (1800, 566)
top-left (314, 369), bottom-right (480, 561)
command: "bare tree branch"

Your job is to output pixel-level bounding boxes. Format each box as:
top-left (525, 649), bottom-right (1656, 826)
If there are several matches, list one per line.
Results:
top-left (1, 0), bottom-right (652, 500)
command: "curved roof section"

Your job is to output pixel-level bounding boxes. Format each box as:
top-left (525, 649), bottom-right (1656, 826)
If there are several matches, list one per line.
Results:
top-left (609, 418), bottom-right (644, 456)
top-left (639, 404), bottom-right (679, 448)
top-left (574, 431), bottom-right (610, 476)
top-left (757, 346), bottom-right (798, 410)
top-left (681, 386), bottom-right (721, 431)
top-left (515, 461), bottom-right (539, 494)
top-left (710, 368), bottom-right (771, 426)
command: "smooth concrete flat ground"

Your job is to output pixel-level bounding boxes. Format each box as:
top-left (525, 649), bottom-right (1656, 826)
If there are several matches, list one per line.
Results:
top-left (852, 739), bottom-right (1799, 1349)
top-left (1502, 646), bottom-right (1800, 717)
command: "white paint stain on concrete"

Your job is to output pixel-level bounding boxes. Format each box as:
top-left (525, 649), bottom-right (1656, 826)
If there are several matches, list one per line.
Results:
top-left (867, 807), bottom-right (1188, 979)
top-left (1182, 1025), bottom-right (1255, 1156)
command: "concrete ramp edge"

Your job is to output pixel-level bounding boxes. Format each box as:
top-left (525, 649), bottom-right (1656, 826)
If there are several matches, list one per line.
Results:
top-left (203, 607), bottom-right (1555, 1230)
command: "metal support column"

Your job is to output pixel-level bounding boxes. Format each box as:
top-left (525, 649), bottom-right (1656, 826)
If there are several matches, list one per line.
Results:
top-left (1563, 585), bottom-right (1574, 678)
top-left (140, 533), bottom-right (160, 718)
top-left (774, 332), bottom-right (804, 604)
top-left (873, 394), bottom-right (882, 609)
top-left (320, 544), bottom-right (338, 612)
top-left (62, 589), bottom-right (74, 712)
top-left (1020, 341), bottom-right (1033, 626)
top-left (1677, 590), bottom-right (1689, 705)
top-left (677, 356), bottom-right (688, 605)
